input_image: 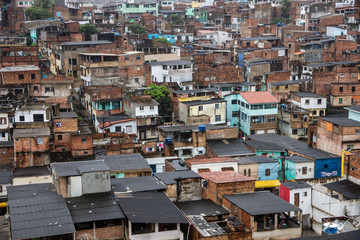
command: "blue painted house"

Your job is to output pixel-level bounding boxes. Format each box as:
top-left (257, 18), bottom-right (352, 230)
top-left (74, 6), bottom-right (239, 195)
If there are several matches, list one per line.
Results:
top-left (148, 34), bottom-right (176, 44)
top-left (250, 133), bottom-right (341, 179)
top-left (236, 91), bottom-right (279, 135)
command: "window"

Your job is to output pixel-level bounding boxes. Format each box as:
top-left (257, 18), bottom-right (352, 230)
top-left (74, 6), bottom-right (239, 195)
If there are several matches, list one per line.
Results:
top-left (31, 74), bottom-right (35, 79)
top-left (317, 99), bottom-right (322, 104)
top-left (139, 106), bottom-right (144, 111)
top-left (0, 118), bottom-right (7, 124)
top-left (293, 114), bottom-right (298, 119)
top-left (136, 55), bottom-right (141, 60)
top-left (159, 223), bottom-right (177, 232)
top-left (198, 168), bottom-right (211, 173)
top-left (135, 78), bottom-right (139, 83)
top-left (19, 74), bottom-right (24, 79)
top-left (33, 85), bottom-right (38, 91)
top-left (215, 104), bottom-right (219, 109)
top-left (58, 135), bottom-right (62, 140)
top-left (292, 129), bottom-right (298, 135)
top-left (45, 87), bottom-right (54, 92)
top-left (33, 114), bottom-right (44, 122)
top-left (340, 87), bottom-right (343, 92)
top-left (265, 169), bottom-right (270, 176)
top-left (267, 116), bottom-right (276, 123)
top-left (198, 106), bottom-right (203, 111)
top-left (356, 129), bottom-right (360, 135)
top-left (324, 164), bottom-right (328, 169)
top-left (251, 116), bottom-right (265, 123)
top-left (124, 56), bottom-right (129, 61)
top-left (302, 167), bottom-right (307, 175)
top-left (37, 138), bottom-right (44, 144)
top-left (232, 99), bottom-right (237, 104)
top-left (215, 162), bottom-right (234, 171)
top-left (232, 111), bottom-right (240, 117)
top-left (339, 98), bottom-right (343, 104)
top-left (150, 105), bottom-right (154, 110)
top-left (352, 86), bottom-right (356, 92)
top-left (126, 125), bottom-right (132, 132)
top-left (19, 116), bottom-right (25, 121)
top-left (248, 169), bottom-right (251, 176)
top-left (244, 169), bottom-right (247, 176)
top-left (215, 115), bottom-right (221, 121)
top-left (82, 137), bottom-right (87, 143)
top-left (305, 99), bottom-right (310, 105)
top-left (115, 126), bottom-right (122, 132)
top-left (303, 191), bottom-right (307, 197)
top-left (132, 223), bottom-right (155, 235)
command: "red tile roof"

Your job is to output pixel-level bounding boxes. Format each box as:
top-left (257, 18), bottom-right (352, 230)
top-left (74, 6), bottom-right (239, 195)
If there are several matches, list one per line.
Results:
top-left (240, 91), bottom-right (279, 104)
top-left (199, 171), bottom-right (255, 183)
top-left (186, 157), bottom-right (237, 165)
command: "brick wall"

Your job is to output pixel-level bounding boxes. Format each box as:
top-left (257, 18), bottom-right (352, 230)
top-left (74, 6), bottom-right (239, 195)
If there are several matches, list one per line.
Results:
top-left (15, 137), bottom-right (50, 153)
top-left (71, 135), bottom-right (93, 157)
top-left (0, 69), bottom-right (41, 86)
top-left (75, 225), bottom-right (124, 240)
top-left (205, 180), bottom-right (255, 205)
top-left (0, 146), bottom-right (14, 165)
top-left (54, 118), bottom-right (78, 133)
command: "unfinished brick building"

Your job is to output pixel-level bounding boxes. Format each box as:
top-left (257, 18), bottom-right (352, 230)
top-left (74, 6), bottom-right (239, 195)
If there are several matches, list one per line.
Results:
top-left (192, 51), bottom-right (241, 88)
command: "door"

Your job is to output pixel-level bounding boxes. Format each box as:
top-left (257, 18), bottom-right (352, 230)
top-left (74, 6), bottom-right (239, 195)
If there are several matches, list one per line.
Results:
top-left (294, 193), bottom-right (300, 207)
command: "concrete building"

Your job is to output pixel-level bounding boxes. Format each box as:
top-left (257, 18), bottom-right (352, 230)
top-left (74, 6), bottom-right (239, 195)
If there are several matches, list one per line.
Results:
top-left (290, 92), bottom-right (327, 117)
top-left (280, 181), bottom-right (312, 226)
top-left (223, 191), bottom-right (302, 240)
top-left (278, 103), bottom-right (313, 140)
top-left (147, 60), bottom-right (193, 89)
top-left (185, 157), bottom-right (239, 173)
top-left (178, 98), bottom-right (227, 125)
top-left (283, 155), bottom-right (315, 180)
top-left (117, 192), bottom-right (188, 240)
top-left (237, 91), bottom-right (279, 135)
top-left (155, 170), bottom-right (202, 202)
top-left (80, 51), bottom-right (145, 87)
top-left (124, 96), bottom-right (160, 140)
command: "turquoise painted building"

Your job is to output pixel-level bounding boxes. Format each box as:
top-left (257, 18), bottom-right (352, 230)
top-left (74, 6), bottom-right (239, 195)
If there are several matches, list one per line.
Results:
top-left (228, 91), bottom-right (279, 135)
top-left (345, 105), bottom-right (360, 122)
top-left (252, 156), bottom-right (279, 181)
top-left (283, 156), bottom-right (315, 180)
top-left (119, 2), bottom-right (158, 17)
top-left (148, 34), bottom-right (176, 44)
top-left (245, 140), bottom-right (286, 160)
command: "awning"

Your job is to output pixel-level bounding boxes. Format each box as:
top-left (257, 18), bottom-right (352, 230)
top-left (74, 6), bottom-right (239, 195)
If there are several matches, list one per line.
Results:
top-left (0, 202), bottom-right (7, 208)
top-left (255, 180), bottom-right (280, 188)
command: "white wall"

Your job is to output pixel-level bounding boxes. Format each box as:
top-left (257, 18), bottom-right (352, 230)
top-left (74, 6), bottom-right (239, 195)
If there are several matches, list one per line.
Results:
top-left (135, 105), bottom-right (158, 117)
top-left (129, 222), bottom-right (183, 240)
top-left (291, 97), bottom-right (326, 110)
top-left (312, 188), bottom-right (360, 235)
top-left (290, 188), bottom-right (312, 216)
top-left (97, 120), bottom-right (137, 135)
top-left (0, 113), bottom-right (10, 129)
top-left (15, 109), bottom-right (50, 122)
top-left (295, 162), bottom-right (315, 179)
top-left (190, 162), bottom-right (238, 173)
top-left (146, 156), bottom-right (179, 173)
top-left (69, 176), bottom-right (82, 198)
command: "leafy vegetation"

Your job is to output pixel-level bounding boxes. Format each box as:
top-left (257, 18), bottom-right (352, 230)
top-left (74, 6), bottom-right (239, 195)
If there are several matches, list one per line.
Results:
top-left (144, 84), bottom-right (171, 117)
top-left (128, 24), bottom-right (146, 34)
top-left (35, 0), bottom-right (55, 9)
top-left (79, 24), bottom-right (100, 41)
top-left (170, 14), bottom-right (184, 25)
top-left (25, 6), bottom-right (53, 20)
top-left (154, 37), bottom-right (171, 45)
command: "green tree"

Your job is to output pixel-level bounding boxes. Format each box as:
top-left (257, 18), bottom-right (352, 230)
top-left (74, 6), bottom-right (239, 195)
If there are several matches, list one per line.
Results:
top-left (128, 24), bottom-right (145, 34)
top-left (79, 24), bottom-right (100, 41)
top-left (35, 0), bottom-right (55, 10)
top-left (280, 0), bottom-right (291, 21)
top-left (25, 6), bottom-right (53, 20)
top-left (170, 14), bottom-right (184, 25)
top-left (145, 84), bottom-right (171, 117)
top-left (154, 37), bottom-right (171, 45)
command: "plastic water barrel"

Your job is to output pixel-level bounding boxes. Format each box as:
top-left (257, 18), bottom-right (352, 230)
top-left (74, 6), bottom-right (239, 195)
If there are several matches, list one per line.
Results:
top-left (199, 125), bottom-right (206, 132)
top-left (165, 137), bottom-right (173, 144)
